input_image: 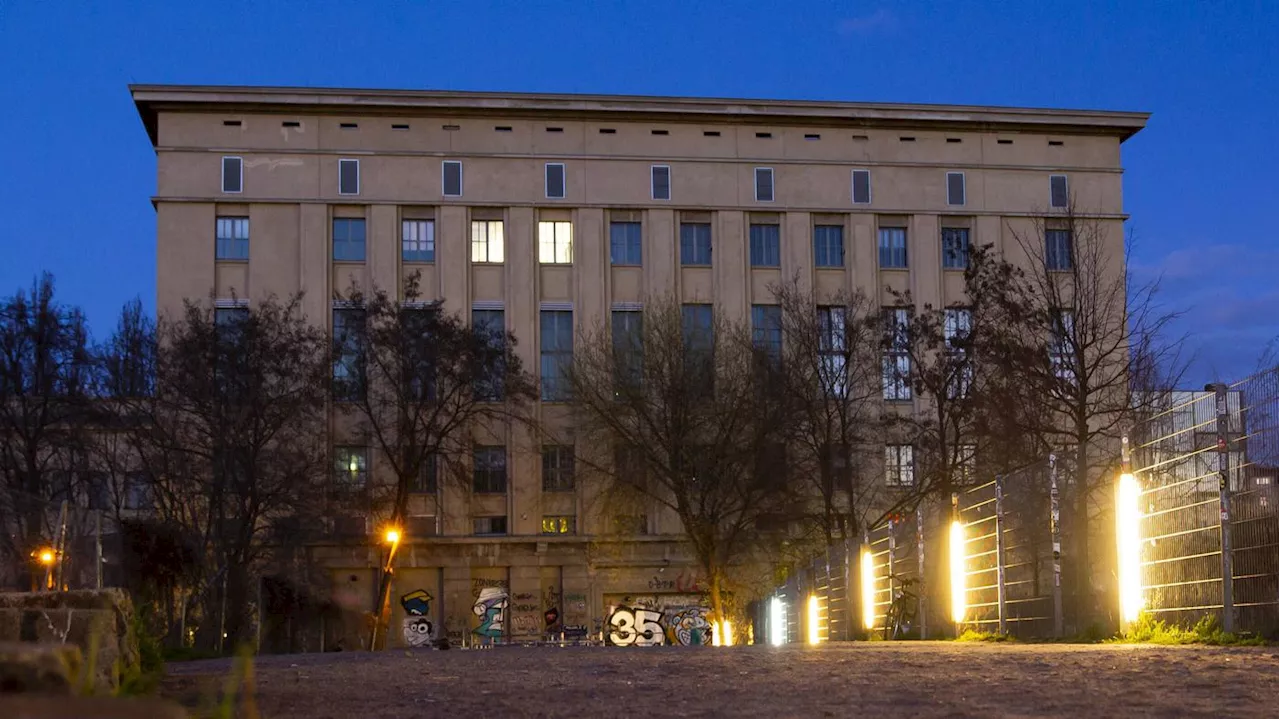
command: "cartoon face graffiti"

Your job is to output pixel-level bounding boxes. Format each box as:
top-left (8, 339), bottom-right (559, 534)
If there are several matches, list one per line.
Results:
top-left (472, 586), bottom-right (508, 638)
top-left (667, 606), bottom-right (712, 646)
top-left (400, 589), bottom-right (432, 616)
top-left (403, 616), bottom-right (435, 647)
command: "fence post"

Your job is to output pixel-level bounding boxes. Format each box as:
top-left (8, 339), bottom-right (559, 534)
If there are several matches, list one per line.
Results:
top-left (1212, 383), bottom-right (1235, 633)
top-left (994, 475), bottom-right (1008, 636)
top-left (916, 506), bottom-right (926, 640)
top-left (887, 518), bottom-right (896, 636)
top-left (951, 493), bottom-right (961, 637)
top-left (1049, 453), bottom-right (1063, 638)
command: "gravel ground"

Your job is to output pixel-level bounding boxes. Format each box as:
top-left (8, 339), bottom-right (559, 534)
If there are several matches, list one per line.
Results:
top-left (162, 641), bottom-right (1278, 718)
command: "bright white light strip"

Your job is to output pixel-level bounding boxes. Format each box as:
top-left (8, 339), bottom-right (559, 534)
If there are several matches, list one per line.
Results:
top-left (1116, 472), bottom-right (1144, 623)
top-left (722, 620), bottom-right (733, 647)
top-left (950, 520), bottom-right (966, 624)
top-left (860, 548), bottom-right (876, 630)
top-left (807, 595), bottom-right (821, 645)
top-left (769, 597), bottom-right (786, 646)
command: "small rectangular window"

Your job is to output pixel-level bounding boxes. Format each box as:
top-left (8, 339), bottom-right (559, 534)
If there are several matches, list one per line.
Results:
top-left (679, 223), bottom-right (712, 266)
top-left (703, 130), bottom-right (721, 137)
top-left (599, 128), bottom-right (617, 134)
top-left (755, 132), bottom-right (773, 139)
top-left (282, 121), bottom-right (301, 128)
top-left (946, 172), bottom-right (966, 206)
top-left (651, 165), bottom-right (671, 201)
top-left (338, 159), bottom-right (360, 195)
top-left (495, 125), bottom-right (513, 132)
top-left (546, 127), bottom-right (564, 133)
top-left (442, 161), bottom-right (463, 198)
top-left (409, 455), bottom-right (438, 494)
top-left (755, 167), bottom-right (774, 202)
top-left (1048, 140), bottom-right (1064, 147)
top-left (804, 133), bottom-right (821, 140)
top-left (1046, 229), bottom-right (1073, 270)
top-left (997, 139), bottom-right (1013, 145)
top-left (651, 129), bottom-right (669, 136)
top-left (538, 220), bottom-right (573, 264)
top-left (442, 124), bottom-right (460, 131)
top-left (340, 122), bottom-right (358, 129)
top-left (885, 445), bottom-right (915, 487)
top-left (852, 169), bottom-right (871, 204)
top-left (748, 224), bottom-right (781, 267)
top-left (473, 516), bottom-right (508, 535)
top-left (878, 227), bottom-right (908, 269)
top-left (541, 516), bottom-right (576, 535)
top-left (610, 221), bottom-right (643, 265)
top-left (333, 218), bottom-right (367, 262)
top-left (899, 137), bottom-right (916, 142)
top-left (1050, 175), bottom-right (1069, 209)
top-left (946, 137), bottom-right (962, 144)
top-left (545, 163), bottom-right (566, 199)
top-left (221, 156), bottom-right (243, 194)
top-left (333, 446), bottom-right (369, 488)
top-left (471, 220), bottom-right (505, 263)
top-left (392, 123), bottom-right (410, 130)
top-left (851, 134), bottom-right (869, 141)
top-left (402, 220), bottom-right (435, 262)
top-left (215, 217), bottom-right (250, 260)
top-left (222, 120), bottom-right (242, 127)
top-left (473, 446), bottom-right (508, 494)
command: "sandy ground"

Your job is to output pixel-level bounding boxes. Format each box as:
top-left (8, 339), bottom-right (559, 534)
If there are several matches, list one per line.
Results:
top-left (162, 641), bottom-right (1278, 718)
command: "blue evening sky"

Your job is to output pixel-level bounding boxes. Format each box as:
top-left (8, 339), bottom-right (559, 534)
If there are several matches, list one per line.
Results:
top-left (1, 1), bottom-right (1275, 385)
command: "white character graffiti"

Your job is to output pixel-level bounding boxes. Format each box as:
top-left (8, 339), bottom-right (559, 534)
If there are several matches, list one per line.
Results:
top-left (606, 606), bottom-right (666, 646)
top-left (667, 606), bottom-right (711, 646)
top-left (472, 586), bottom-right (508, 638)
top-left (400, 589), bottom-right (435, 647)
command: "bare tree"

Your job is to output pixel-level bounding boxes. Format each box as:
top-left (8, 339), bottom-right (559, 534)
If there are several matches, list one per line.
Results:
top-left (334, 274), bottom-right (537, 647)
top-left (0, 273), bottom-right (93, 590)
top-left (566, 299), bottom-right (794, 626)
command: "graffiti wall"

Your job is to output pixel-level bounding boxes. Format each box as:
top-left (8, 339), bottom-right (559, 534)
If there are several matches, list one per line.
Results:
top-left (471, 573), bottom-right (509, 642)
top-left (400, 589), bottom-right (435, 647)
top-left (603, 593), bottom-right (713, 647)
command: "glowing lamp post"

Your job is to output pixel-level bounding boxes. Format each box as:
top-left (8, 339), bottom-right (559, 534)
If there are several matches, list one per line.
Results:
top-left (36, 548), bottom-right (56, 591)
top-left (860, 546), bottom-right (876, 632)
top-left (1116, 472), bottom-right (1143, 628)
top-left (806, 595), bottom-right (822, 645)
top-left (949, 519), bottom-right (966, 627)
top-left (768, 597), bottom-right (786, 646)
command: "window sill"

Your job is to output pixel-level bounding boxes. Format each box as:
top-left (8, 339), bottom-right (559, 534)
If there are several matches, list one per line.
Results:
top-left (471, 261), bottom-right (505, 266)
top-left (611, 263), bottom-right (642, 268)
top-left (542, 488), bottom-right (576, 494)
top-left (215, 258), bottom-right (250, 264)
top-left (815, 265), bottom-right (845, 270)
top-left (879, 266), bottom-right (910, 272)
top-left (402, 259), bottom-right (436, 265)
top-left (539, 262), bottom-right (574, 267)
top-left (680, 263), bottom-right (713, 268)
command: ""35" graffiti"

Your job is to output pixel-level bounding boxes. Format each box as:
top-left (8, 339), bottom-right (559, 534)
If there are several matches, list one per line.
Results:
top-left (607, 606), bottom-right (665, 646)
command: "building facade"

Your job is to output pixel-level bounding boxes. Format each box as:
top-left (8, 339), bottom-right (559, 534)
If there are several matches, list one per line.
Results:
top-left (131, 85), bottom-right (1146, 648)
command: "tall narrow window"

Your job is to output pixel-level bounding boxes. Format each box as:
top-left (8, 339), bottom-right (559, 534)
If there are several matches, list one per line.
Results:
top-left (941, 227), bottom-right (969, 269)
top-left (885, 445), bottom-right (915, 487)
top-left (1045, 229), bottom-right (1073, 270)
top-left (538, 220), bottom-right (573, 264)
top-left (405, 306), bottom-right (437, 401)
top-left (471, 220), bottom-right (505, 263)
top-left (612, 310), bottom-right (643, 394)
top-left (878, 227), bottom-right (908, 269)
top-left (402, 219), bottom-right (435, 262)
top-left (814, 225), bottom-right (844, 268)
top-left (338, 159), bottom-right (360, 195)
top-left (221, 156), bottom-right (243, 194)
top-left (882, 308), bottom-right (911, 400)
top-left (851, 169), bottom-right (871, 204)
top-left (944, 308), bottom-right (973, 399)
top-left (680, 223), bottom-right (712, 266)
top-left (540, 310), bottom-right (573, 401)
top-left (610, 221), bottom-right (642, 265)
top-left (442, 161), bottom-right (463, 197)
top-left (472, 308), bottom-right (505, 401)
top-left (751, 305), bottom-right (782, 364)
top-left (333, 218), bottom-right (367, 262)
top-left (946, 172), bottom-right (966, 206)
top-left (1050, 309), bottom-right (1076, 384)
top-left (755, 167), bottom-right (775, 202)
top-left (1049, 175), bottom-right (1069, 209)
top-left (651, 165), bottom-right (671, 200)
top-left (682, 304), bottom-right (714, 392)
top-left (749, 224), bottom-right (781, 267)
top-left (542, 445), bottom-right (576, 492)
top-left (332, 308), bottom-right (366, 401)
top-left (409, 454), bottom-right (438, 494)
top-left (545, 163), bottom-right (566, 199)
top-left (818, 306), bottom-right (848, 398)
top-left (473, 446), bottom-right (507, 494)
top-left (215, 217), bottom-right (249, 260)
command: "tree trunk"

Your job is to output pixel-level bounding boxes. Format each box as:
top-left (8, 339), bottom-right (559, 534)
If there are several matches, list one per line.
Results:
top-left (1073, 452), bottom-right (1091, 630)
top-left (709, 570), bottom-right (726, 643)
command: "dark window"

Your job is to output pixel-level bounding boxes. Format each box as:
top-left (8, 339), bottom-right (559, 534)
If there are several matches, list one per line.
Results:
top-left (814, 225), bottom-right (844, 268)
top-left (405, 306), bottom-right (437, 401)
top-left (542, 445), bottom-right (576, 492)
top-left (540, 310), bottom-right (573, 401)
top-left (402, 220), bottom-right (435, 262)
top-left (216, 217), bottom-right (249, 260)
top-left (749, 224), bottom-right (781, 267)
top-left (679, 223), bottom-right (712, 265)
top-left (331, 515), bottom-right (367, 537)
top-left (941, 228), bottom-right (969, 269)
top-left (443, 161), bottom-right (463, 197)
top-left (221, 157), bottom-right (242, 193)
top-left (338, 159), bottom-right (359, 195)
top-left (751, 305), bottom-right (782, 363)
top-left (333, 447), bottom-right (369, 489)
top-left (946, 172), bottom-right (966, 206)
top-left (86, 473), bottom-right (110, 511)
top-left (333, 218), bottom-right (367, 262)
top-left (1045, 229), bottom-right (1073, 270)
top-left (885, 445), bottom-right (915, 487)
top-left (944, 308), bottom-right (973, 399)
top-left (818, 306), bottom-right (849, 398)
top-left (332, 308), bottom-right (366, 400)
top-left (852, 169), bottom-right (871, 204)
top-left (1050, 309), bottom-right (1076, 383)
top-left (878, 227), bottom-right (908, 269)
top-left (407, 515), bottom-right (438, 537)
top-left (651, 165), bottom-right (671, 200)
top-left (124, 473), bottom-right (151, 510)
top-left (473, 516), bottom-right (508, 535)
top-left (409, 454), bottom-right (438, 494)
top-left (755, 167), bottom-right (774, 202)
top-left (472, 309), bottom-right (505, 401)
top-left (882, 308), bottom-right (911, 400)
top-left (612, 310), bottom-right (643, 394)
top-left (473, 446), bottom-right (507, 494)
top-left (610, 221), bottom-right (642, 265)
top-left (1050, 175), bottom-right (1069, 208)
top-left (682, 304), bottom-right (714, 392)
top-left (545, 163), bottom-right (566, 199)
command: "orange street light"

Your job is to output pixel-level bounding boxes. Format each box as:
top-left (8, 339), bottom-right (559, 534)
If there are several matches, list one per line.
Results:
top-left (37, 549), bottom-right (55, 565)
top-left (384, 528), bottom-right (401, 545)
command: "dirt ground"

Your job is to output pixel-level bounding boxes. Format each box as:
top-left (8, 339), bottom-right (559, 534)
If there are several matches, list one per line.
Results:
top-left (162, 641), bottom-right (1278, 718)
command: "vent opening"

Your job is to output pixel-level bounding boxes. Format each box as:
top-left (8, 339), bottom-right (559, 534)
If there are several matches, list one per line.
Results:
top-left (546, 127), bottom-right (564, 133)
top-left (442, 124), bottom-right (460, 131)
top-left (804, 133), bottom-right (821, 140)
top-left (223, 120), bottom-right (242, 127)
top-left (282, 121), bottom-right (301, 128)
top-left (851, 134), bottom-right (869, 141)
top-left (997, 139), bottom-right (1013, 145)
top-left (495, 126), bottom-right (513, 132)
top-left (899, 136), bottom-right (916, 142)
top-left (599, 128), bottom-right (617, 134)
top-left (755, 132), bottom-right (773, 139)
top-left (703, 130), bottom-right (721, 137)
top-left (392, 124), bottom-right (410, 130)
top-left (946, 137), bottom-right (962, 144)
top-left (1048, 140), bottom-right (1064, 146)
top-left (651, 129), bottom-right (669, 136)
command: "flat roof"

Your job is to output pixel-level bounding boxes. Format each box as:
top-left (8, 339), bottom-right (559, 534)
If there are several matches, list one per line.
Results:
top-left (130, 84), bottom-right (1149, 146)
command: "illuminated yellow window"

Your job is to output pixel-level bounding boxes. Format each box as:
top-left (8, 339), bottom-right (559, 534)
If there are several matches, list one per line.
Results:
top-left (471, 220), bottom-right (505, 263)
top-left (538, 221), bottom-right (573, 264)
top-left (541, 515), bottom-right (575, 534)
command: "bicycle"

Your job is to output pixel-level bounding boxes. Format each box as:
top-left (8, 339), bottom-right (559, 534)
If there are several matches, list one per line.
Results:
top-left (882, 575), bottom-right (919, 640)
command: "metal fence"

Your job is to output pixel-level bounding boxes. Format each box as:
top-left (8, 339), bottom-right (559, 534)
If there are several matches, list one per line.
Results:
top-left (762, 541), bottom-right (852, 644)
top-left (1131, 369), bottom-right (1278, 635)
top-left (864, 508), bottom-right (927, 639)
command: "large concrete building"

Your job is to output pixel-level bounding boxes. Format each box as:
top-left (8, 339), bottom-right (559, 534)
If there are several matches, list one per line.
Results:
top-left (131, 85), bottom-right (1146, 648)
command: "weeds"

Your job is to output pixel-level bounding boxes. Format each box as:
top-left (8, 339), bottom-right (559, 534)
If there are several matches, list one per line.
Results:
top-left (955, 629), bottom-right (1015, 642)
top-left (1108, 614), bottom-right (1270, 646)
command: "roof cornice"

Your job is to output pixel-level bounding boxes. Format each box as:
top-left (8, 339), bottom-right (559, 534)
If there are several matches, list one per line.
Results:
top-left (129, 84), bottom-right (1150, 146)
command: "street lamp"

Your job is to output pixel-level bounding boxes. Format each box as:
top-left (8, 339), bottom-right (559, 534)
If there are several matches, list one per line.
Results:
top-left (368, 526), bottom-right (404, 651)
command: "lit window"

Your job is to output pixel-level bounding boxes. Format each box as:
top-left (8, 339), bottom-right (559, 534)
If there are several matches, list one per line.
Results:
top-left (885, 445), bottom-right (914, 487)
top-left (538, 221), bottom-right (573, 264)
top-left (882, 308), bottom-right (911, 400)
top-left (541, 516), bottom-right (576, 534)
top-left (333, 447), bottom-right (368, 488)
top-left (471, 220), bottom-right (505, 263)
